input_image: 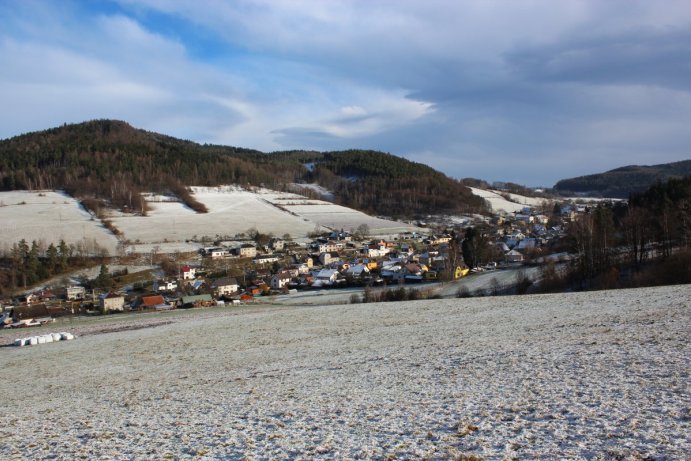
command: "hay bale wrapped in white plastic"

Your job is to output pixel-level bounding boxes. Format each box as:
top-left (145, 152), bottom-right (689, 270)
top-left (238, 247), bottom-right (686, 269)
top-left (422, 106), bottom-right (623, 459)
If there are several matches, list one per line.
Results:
top-left (43, 334), bottom-right (54, 343)
top-left (37, 335), bottom-right (46, 344)
top-left (51, 333), bottom-right (62, 342)
top-left (60, 332), bottom-right (75, 341)
top-left (14, 338), bottom-right (26, 347)
top-left (29, 336), bottom-right (38, 346)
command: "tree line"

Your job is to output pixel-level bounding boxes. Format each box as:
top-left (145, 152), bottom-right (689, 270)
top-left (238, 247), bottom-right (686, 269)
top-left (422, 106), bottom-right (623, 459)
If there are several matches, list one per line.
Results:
top-left (0, 120), bottom-right (488, 219)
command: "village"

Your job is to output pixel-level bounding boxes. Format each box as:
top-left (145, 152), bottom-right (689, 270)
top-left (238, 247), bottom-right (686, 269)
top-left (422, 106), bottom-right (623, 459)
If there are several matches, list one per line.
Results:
top-left (0, 198), bottom-right (592, 329)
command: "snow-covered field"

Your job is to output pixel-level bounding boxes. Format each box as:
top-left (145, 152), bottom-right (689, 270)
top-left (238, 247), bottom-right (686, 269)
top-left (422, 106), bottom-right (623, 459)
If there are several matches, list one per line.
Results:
top-left (0, 191), bottom-right (119, 254)
top-left (111, 187), bottom-right (418, 252)
top-left (0, 187), bottom-right (418, 254)
top-left (469, 187), bottom-right (549, 214)
top-left (1, 284), bottom-right (688, 459)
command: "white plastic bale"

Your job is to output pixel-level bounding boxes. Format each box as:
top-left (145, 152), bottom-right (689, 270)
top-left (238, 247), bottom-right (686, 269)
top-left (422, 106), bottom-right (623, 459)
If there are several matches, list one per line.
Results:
top-left (61, 332), bottom-right (75, 341)
top-left (29, 337), bottom-right (38, 346)
top-left (37, 336), bottom-right (46, 344)
top-left (14, 338), bottom-right (25, 347)
top-left (51, 333), bottom-right (62, 341)
top-left (43, 335), bottom-right (54, 343)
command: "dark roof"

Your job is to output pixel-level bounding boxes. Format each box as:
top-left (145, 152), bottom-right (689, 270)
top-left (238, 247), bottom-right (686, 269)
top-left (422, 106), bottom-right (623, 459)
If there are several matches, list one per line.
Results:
top-left (212, 277), bottom-right (239, 288)
top-left (12, 304), bottom-right (66, 320)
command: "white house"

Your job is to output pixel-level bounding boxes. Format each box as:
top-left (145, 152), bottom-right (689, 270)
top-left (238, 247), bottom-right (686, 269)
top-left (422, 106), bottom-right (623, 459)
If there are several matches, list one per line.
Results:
top-left (234, 244), bottom-right (257, 258)
top-left (212, 277), bottom-right (240, 297)
top-left (154, 279), bottom-right (178, 292)
top-left (269, 238), bottom-right (286, 251)
top-left (210, 248), bottom-right (228, 259)
top-left (316, 241), bottom-right (340, 253)
top-left (253, 254), bottom-right (280, 265)
top-left (181, 265), bottom-right (197, 280)
top-left (271, 271), bottom-right (292, 290)
top-left (66, 286), bottom-right (86, 301)
top-left (314, 269), bottom-right (339, 286)
top-left (100, 292), bottom-right (125, 312)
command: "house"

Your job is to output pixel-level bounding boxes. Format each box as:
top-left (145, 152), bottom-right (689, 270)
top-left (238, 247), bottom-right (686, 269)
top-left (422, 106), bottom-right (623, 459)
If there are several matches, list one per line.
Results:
top-left (329, 229), bottom-right (352, 241)
top-left (211, 277), bottom-right (240, 297)
top-left (139, 295), bottom-right (169, 310)
top-left (381, 262), bottom-right (403, 280)
top-left (269, 238), bottom-right (286, 251)
top-left (515, 214), bottom-right (534, 224)
top-left (319, 252), bottom-right (333, 266)
top-left (292, 263), bottom-right (310, 275)
top-left (313, 269), bottom-right (339, 286)
top-left (202, 247), bottom-right (228, 258)
top-left (271, 271), bottom-right (292, 290)
top-left (180, 265), bottom-right (197, 280)
top-left (516, 238), bottom-right (537, 251)
top-left (180, 294), bottom-right (214, 308)
top-left (346, 264), bottom-right (370, 277)
top-left (454, 265), bottom-right (470, 279)
top-left (253, 254), bottom-right (280, 265)
top-left (10, 304), bottom-right (65, 324)
top-left (315, 240), bottom-right (340, 253)
top-left (425, 235), bottom-right (452, 245)
top-left (189, 279), bottom-right (206, 292)
top-left (18, 293), bottom-right (40, 305)
top-left (100, 292), bottom-right (125, 312)
top-left (154, 279), bottom-right (178, 292)
top-left (362, 246), bottom-right (384, 258)
top-left (534, 214), bottom-right (549, 225)
top-left (505, 249), bottom-right (524, 263)
top-left (66, 286), bottom-right (86, 301)
top-left (236, 244), bottom-right (257, 258)
top-left (405, 263), bottom-right (425, 276)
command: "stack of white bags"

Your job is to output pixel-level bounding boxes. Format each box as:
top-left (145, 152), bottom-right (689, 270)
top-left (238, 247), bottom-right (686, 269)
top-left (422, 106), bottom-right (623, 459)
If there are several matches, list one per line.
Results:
top-left (14, 332), bottom-right (75, 347)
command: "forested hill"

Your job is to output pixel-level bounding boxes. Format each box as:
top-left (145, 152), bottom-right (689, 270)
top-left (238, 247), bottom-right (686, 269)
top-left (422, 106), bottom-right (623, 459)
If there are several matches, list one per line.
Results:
top-left (554, 160), bottom-right (691, 198)
top-left (0, 119), bottom-right (486, 218)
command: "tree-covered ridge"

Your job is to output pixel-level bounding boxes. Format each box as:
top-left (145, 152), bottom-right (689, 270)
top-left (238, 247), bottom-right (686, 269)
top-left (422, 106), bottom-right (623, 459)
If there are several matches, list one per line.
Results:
top-left (554, 160), bottom-right (691, 198)
top-left (291, 150), bottom-right (488, 217)
top-left (0, 120), bottom-right (486, 217)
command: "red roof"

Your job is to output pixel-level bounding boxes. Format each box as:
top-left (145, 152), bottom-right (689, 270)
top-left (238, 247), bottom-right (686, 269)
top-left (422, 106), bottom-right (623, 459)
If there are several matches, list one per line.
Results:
top-left (142, 295), bottom-right (165, 306)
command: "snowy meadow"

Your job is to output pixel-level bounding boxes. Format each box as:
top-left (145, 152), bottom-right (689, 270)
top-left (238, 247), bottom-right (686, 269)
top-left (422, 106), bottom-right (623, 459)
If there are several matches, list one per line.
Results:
top-left (1, 284), bottom-right (688, 459)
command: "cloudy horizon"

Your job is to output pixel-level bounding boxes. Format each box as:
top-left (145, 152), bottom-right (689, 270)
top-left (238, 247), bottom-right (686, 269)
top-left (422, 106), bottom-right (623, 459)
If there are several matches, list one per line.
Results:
top-left (2, 0), bottom-right (690, 187)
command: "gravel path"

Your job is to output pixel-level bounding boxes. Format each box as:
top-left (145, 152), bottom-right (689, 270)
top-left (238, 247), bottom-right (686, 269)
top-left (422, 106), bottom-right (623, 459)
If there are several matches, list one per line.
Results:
top-left (1, 285), bottom-right (689, 460)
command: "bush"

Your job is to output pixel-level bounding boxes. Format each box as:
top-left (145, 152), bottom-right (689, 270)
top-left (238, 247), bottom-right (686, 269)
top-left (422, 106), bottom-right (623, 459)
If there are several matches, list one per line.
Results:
top-left (456, 286), bottom-right (471, 298)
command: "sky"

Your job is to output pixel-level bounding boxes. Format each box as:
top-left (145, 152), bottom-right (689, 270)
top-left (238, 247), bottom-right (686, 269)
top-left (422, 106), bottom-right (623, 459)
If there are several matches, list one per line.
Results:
top-left (1, 0), bottom-right (691, 187)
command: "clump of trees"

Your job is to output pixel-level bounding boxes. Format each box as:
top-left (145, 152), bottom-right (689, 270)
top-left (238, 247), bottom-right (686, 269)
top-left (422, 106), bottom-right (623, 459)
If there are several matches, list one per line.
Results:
top-left (0, 238), bottom-right (108, 293)
top-left (538, 175), bottom-right (691, 292)
top-left (357, 285), bottom-right (437, 303)
top-left (2, 239), bottom-right (70, 288)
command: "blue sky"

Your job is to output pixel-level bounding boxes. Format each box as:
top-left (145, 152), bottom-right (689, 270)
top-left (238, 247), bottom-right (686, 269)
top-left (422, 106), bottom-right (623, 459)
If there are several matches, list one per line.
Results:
top-left (2, 0), bottom-right (690, 187)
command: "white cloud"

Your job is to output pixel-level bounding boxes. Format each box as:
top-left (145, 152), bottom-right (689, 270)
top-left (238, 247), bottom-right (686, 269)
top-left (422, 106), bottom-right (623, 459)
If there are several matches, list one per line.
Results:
top-left (2, 0), bottom-right (691, 185)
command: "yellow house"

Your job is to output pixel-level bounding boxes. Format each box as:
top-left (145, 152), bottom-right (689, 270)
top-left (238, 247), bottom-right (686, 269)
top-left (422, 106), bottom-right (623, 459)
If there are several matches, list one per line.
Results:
top-left (454, 266), bottom-right (470, 279)
top-left (366, 261), bottom-right (378, 270)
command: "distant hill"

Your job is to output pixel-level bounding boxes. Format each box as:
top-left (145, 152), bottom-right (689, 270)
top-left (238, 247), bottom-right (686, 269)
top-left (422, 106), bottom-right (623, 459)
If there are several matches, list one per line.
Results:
top-left (0, 119), bottom-right (486, 218)
top-left (554, 160), bottom-right (691, 198)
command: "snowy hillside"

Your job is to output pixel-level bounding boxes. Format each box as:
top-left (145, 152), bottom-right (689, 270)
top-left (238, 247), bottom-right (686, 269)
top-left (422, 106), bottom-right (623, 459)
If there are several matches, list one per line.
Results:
top-left (1, 284), bottom-right (688, 459)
